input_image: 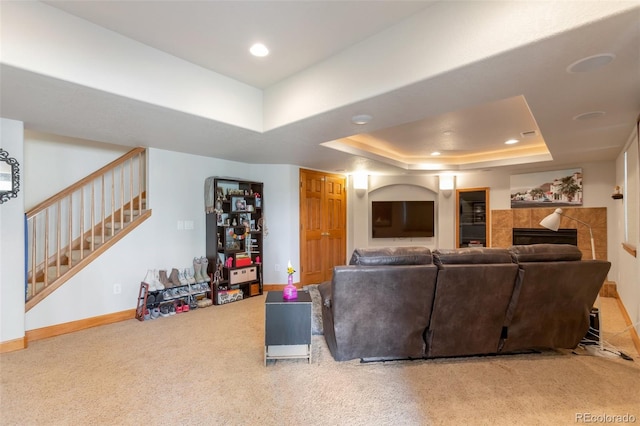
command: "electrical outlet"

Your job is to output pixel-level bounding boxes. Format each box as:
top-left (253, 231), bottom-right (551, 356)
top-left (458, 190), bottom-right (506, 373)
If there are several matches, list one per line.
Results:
top-left (113, 283), bottom-right (122, 294)
top-left (177, 220), bottom-right (184, 230)
top-left (184, 220), bottom-right (194, 230)
top-left (274, 264), bottom-right (281, 272)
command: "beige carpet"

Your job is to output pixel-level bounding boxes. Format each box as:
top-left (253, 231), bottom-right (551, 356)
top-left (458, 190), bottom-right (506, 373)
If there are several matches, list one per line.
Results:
top-left (1, 296), bottom-right (638, 426)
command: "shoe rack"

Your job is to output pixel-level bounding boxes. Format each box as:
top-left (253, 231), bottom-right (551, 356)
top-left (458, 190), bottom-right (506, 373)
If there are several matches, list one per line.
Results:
top-left (137, 280), bottom-right (212, 321)
top-left (135, 282), bottom-right (149, 321)
top-left (205, 177), bottom-right (264, 305)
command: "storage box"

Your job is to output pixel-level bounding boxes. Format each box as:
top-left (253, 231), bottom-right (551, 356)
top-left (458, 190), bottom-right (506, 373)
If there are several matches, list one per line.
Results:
top-left (229, 266), bottom-right (257, 284)
top-left (217, 289), bottom-right (243, 305)
top-left (235, 254), bottom-right (252, 267)
top-left (250, 283), bottom-right (260, 296)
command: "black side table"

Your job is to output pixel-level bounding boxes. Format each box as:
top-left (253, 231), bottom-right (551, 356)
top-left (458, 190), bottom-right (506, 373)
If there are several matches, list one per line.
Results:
top-left (264, 290), bottom-right (312, 365)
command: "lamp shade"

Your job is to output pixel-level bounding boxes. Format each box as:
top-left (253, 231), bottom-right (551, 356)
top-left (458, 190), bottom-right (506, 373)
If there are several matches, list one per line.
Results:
top-left (539, 208), bottom-right (563, 231)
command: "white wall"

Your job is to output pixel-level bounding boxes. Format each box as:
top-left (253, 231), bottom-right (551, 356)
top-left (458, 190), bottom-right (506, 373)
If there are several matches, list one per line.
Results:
top-left (0, 118), bottom-right (26, 343)
top-left (614, 132), bottom-right (640, 333)
top-left (24, 144), bottom-right (301, 330)
top-left (24, 131), bottom-right (128, 210)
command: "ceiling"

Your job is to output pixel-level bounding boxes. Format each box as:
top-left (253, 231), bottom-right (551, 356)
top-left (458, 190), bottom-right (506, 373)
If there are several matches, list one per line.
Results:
top-left (1, 1), bottom-right (639, 176)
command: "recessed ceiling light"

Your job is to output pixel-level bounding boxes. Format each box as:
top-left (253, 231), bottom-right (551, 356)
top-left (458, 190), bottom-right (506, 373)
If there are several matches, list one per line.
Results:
top-left (351, 114), bottom-right (373, 125)
top-left (505, 139), bottom-right (519, 145)
top-left (250, 43), bottom-right (269, 57)
top-left (431, 151), bottom-right (441, 156)
top-left (566, 53), bottom-right (615, 73)
top-left (573, 111), bottom-right (606, 121)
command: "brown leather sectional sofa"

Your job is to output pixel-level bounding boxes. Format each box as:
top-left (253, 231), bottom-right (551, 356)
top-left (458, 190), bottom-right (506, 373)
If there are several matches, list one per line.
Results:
top-left (318, 244), bottom-right (611, 362)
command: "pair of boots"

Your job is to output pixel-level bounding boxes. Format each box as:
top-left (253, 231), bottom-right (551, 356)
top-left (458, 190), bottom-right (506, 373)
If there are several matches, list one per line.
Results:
top-left (143, 270), bottom-right (165, 292)
top-left (193, 257), bottom-right (211, 283)
top-left (167, 268), bottom-right (197, 287)
top-left (148, 269), bottom-right (190, 290)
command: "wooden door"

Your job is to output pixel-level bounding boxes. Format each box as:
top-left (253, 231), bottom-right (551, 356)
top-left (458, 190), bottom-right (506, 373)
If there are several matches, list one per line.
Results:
top-left (300, 169), bottom-right (346, 285)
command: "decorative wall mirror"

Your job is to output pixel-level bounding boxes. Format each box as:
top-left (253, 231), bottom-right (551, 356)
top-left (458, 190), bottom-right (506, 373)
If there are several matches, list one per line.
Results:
top-left (0, 148), bottom-right (20, 204)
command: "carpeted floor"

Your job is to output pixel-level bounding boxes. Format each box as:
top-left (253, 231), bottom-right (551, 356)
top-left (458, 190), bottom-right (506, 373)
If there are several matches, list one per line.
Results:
top-left (0, 296), bottom-right (638, 425)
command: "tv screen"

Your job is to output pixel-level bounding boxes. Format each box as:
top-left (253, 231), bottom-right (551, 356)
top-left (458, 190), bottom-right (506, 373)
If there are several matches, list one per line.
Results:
top-left (372, 201), bottom-right (435, 238)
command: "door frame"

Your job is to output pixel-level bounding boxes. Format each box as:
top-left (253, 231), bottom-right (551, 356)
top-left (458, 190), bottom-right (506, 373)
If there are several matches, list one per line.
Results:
top-left (455, 187), bottom-right (490, 248)
top-left (299, 168), bottom-right (347, 286)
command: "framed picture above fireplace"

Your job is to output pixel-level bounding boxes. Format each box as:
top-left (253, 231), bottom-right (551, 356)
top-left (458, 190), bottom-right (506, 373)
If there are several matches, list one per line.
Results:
top-left (510, 168), bottom-right (583, 208)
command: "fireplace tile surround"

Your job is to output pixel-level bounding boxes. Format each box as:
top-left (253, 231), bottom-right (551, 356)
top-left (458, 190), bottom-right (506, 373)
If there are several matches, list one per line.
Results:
top-left (491, 207), bottom-right (607, 261)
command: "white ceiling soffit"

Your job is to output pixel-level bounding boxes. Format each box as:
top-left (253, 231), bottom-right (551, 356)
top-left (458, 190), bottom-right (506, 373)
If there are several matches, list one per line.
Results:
top-left (323, 96), bottom-right (552, 170)
top-left (41, 0), bottom-right (436, 89)
top-left (0, 1), bottom-right (638, 175)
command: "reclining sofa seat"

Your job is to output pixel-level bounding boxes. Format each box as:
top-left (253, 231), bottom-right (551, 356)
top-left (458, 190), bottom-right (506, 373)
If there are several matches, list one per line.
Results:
top-left (318, 247), bottom-right (438, 362)
top-left (426, 248), bottom-right (519, 358)
top-left (500, 244), bottom-right (611, 352)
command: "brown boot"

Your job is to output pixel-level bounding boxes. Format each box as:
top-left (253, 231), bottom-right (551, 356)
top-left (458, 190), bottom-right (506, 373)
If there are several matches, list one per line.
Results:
top-left (159, 269), bottom-right (172, 288)
top-left (169, 268), bottom-right (182, 287)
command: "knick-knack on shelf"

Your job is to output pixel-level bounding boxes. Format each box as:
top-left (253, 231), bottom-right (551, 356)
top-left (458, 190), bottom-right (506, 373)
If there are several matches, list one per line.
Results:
top-left (283, 260), bottom-right (297, 300)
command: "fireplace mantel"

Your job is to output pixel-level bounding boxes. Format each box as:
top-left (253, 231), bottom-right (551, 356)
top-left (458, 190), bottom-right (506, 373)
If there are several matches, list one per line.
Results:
top-left (491, 207), bottom-right (607, 261)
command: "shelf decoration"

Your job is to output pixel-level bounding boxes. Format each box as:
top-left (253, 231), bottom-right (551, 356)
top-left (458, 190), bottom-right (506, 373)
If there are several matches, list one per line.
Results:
top-left (283, 260), bottom-right (297, 300)
top-left (612, 185), bottom-right (623, 200)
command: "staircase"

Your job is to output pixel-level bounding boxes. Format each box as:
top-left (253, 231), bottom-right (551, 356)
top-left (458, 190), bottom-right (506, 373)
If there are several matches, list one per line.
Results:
top-left (25, 147), bottom-right (151, 312)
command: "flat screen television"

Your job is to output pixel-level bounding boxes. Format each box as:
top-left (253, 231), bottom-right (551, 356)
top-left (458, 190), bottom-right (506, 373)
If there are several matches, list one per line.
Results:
top-left (372, 200), bottom-right (435, 238)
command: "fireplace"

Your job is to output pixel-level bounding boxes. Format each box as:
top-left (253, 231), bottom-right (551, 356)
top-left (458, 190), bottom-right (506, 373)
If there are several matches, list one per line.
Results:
top-left (512, 228), bottom-right (578, 246)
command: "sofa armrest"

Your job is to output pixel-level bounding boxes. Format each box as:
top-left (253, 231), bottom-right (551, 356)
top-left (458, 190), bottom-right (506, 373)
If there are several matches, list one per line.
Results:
top-left (318, 281), bottom-right (331, 308)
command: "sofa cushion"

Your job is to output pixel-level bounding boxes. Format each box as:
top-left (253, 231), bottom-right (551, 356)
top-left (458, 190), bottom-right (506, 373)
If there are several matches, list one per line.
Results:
top-left (509, 244), bottom-right (582, 263)
top-left (349, 246), bottom-right (432, 266)
top-left (433, 248), bottom-right (513, 265)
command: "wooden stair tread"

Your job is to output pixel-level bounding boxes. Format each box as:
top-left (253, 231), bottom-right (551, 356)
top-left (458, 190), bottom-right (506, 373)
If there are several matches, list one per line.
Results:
top-left (69, 249), bottom-right (95, 262)
top-left (104, 221), bottom-right (124, 230)
top-left (86, 235), bottom-right (114, 244)
top-left (123, 209), bottom-right (143, 217)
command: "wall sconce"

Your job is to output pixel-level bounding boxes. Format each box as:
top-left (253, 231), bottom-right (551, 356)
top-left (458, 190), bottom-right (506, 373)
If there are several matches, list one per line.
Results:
top-left (352, 174), bottom-right (368, 197)
top-left (612, 185), bottom-right (623, 200)
top-left (439, 175), bottom-right (455, 198)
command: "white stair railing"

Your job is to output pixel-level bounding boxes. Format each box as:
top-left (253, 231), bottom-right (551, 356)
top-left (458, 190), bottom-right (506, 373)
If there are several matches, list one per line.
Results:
top-left (25, 148), bottom-right (147, 304)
